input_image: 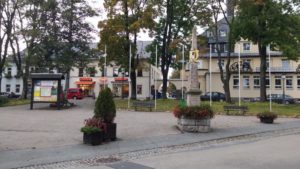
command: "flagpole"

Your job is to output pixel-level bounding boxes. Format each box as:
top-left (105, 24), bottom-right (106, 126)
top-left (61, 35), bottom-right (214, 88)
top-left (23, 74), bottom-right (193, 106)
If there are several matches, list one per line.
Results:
top-left (128, 45), bottom-right (132, 109)
top-left (238, 43), bottom-right (241, 106)
top-left (269, 45), bottom-right (272, 112)
top-left (182, 45), bottom-right (184, 100)
top-left (209, 44), bottom-right (212, 106)
top-left (155, 45), bottom-right (158, 110)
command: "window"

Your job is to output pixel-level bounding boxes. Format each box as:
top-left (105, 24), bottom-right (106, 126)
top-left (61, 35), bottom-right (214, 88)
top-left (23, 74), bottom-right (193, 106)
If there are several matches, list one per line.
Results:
top-left (6, 84), bottom-right (10, 93)
top-left (286, 76), bottom-right (293, 89)
top-left (266, 76), bottom-right (270, 88)
top-left (207, 31), bottom-right (213, 37)
top-left (78, 68), bottom-right (84, 77)
top-left (137, 69), bottom-right (143, 77)
top-left (15, 84), bottom-right (20, 93)
top-left (137, 85), bottom-right (142, 94)
top-left (218, 59), bottom-right (225, 70)
top-left (266, 58), bottom-right (270, 69)
top-left (275, 76), bottom-right (282, 89)
top-left (297, 76), bottom-right (300, 89)
top-left (113, 67), bottom-right (119, 77)
top-left (242, 59), bottom-right (251, 71)
top-left (282, 59), bottom-right (290, 70)
top-left (7, 67), bottom-right (12, 76)
top-left (219, 30), bottom-right (227, 37)
top-left (233, 76), bottom-right (239, 89)
top-left (243, 43), bottom-right (251, 51)
top-left (254, 76), bottom-right (260, 89)
top-left (243, 76), bottom-right (250, 89)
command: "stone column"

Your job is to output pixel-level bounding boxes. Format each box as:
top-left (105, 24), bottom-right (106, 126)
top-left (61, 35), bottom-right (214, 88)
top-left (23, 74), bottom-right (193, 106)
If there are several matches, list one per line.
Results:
top-left (186, 62), bottom-right (201, 106)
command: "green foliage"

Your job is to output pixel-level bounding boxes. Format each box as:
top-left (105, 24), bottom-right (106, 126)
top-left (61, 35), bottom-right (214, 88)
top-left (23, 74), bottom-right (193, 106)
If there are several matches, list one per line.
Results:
top-left (80, 127), bottom-right (101, 134)
top-left (257, 111), bottom-right (278, 119)
top-left (0, 96), bottom-right (9, 107)
top-left (94, 88), bottom-right (116, 123)
top-left (233, 0), bottom-right (300, 60)
top-left (173, 104), bottom-right (214, 119)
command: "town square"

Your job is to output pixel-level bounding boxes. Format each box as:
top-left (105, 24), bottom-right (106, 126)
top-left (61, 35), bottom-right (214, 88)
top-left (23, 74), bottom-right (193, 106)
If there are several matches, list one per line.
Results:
top-left (1, 0), bottom-right (300, 169)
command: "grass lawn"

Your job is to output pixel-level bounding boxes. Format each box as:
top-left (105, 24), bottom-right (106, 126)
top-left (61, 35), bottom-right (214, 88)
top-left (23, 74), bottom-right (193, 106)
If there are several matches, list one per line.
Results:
top-left (2, 99), bottom-right (30, 107)
top-left (114, 99), bottom-right (300, 117)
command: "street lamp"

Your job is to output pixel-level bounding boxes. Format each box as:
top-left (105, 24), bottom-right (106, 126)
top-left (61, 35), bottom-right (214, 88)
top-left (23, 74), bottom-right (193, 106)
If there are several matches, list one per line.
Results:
top-left (282, 75), bottom-right (286, 104)
top-left (121, 68), bottom-right (125, 99)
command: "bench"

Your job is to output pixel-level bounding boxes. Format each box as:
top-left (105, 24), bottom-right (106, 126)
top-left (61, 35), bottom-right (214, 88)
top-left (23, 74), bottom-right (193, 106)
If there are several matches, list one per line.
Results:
top-left (132, 101), bottom-right (155, 111)
top-left (223, 105), bottom-right (248, 115)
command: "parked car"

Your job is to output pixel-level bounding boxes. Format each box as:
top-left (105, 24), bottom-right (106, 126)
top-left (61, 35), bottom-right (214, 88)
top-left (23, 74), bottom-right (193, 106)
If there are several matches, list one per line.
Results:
top-left (67, 88), bottom-right (83, 100)
top-left (7, 92), bottom-right (20, 98)
top-left (0, 92), bottom-right (9, 97)
top-left (201, 92), bottom-right (226, 101)
top-left (267, 94), bottom-right (295, 104)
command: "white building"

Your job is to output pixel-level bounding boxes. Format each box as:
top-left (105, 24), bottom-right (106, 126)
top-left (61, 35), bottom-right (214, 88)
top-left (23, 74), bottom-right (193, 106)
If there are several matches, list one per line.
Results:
top-left (1, 41), bottom-right (162, 99)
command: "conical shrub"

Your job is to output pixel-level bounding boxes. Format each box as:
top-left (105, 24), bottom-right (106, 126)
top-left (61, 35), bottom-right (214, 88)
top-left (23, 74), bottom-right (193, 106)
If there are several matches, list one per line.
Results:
top-left (94, 87), bottom-right (116, 123)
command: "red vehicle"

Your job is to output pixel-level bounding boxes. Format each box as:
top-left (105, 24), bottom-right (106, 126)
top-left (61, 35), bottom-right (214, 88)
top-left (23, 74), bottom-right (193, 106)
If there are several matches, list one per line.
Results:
top-left (67, 88), bottom-right (83, 100)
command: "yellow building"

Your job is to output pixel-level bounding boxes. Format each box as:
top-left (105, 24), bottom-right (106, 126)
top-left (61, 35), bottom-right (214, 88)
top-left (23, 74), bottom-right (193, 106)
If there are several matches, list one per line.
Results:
top-left (179, 19), bottom-right (300, 100)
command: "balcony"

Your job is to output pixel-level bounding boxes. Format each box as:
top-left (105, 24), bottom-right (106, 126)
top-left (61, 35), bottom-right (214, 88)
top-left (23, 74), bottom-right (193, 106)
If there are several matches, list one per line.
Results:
top-left (255, 67), bottom-right (296, 72)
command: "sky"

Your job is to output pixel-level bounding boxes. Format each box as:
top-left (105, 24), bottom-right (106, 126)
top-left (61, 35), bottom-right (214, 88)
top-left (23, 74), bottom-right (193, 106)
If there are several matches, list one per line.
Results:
top-left (87, 0), bottom-right (153, 43)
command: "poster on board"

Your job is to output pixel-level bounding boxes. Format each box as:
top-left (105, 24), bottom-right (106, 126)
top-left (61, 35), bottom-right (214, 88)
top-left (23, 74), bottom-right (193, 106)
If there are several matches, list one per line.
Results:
top-left (33, 80), bottom-right (58, 102)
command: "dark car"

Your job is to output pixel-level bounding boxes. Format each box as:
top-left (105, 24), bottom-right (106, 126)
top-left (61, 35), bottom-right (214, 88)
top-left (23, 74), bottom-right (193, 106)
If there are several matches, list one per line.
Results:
top-left (201, 92), bottom-right (226, 101)
top-left (7, 92), bottom-right (20, 98)
top-left (0, 92), bottom-right (9, 97)
top-left (267, 94), bottom-right (295, 104)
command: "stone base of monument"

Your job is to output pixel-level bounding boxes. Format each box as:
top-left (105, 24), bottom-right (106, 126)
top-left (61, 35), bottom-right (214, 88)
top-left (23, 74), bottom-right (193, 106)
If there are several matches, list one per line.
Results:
top-left (177, 117), bottom-right (211, 133)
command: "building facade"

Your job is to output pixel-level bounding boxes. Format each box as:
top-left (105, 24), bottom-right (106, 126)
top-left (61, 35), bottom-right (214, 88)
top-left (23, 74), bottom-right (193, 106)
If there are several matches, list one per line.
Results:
top-left (1, 41), bottom-right (162, 99)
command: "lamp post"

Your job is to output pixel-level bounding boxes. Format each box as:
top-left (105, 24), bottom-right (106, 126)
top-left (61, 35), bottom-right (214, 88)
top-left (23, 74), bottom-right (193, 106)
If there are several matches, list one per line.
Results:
top-left (121, 68), bottom-right (125, 99)
top-left (282, 75), bottom-right (286, 104)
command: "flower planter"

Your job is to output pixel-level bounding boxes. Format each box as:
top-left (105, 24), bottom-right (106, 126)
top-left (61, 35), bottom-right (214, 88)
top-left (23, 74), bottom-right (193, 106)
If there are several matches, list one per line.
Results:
top-left (83, 132), bottom-right (104, 145)
top-left (103, 123), bottom-right (117, 141)
top-left (260, 117), bottom-right (274, 124)
top-left (177, 116), bottom-right (211, 133)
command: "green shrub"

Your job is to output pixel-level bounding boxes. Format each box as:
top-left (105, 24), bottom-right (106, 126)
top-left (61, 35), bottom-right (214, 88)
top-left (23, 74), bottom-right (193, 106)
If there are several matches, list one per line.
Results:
top-left (257, 111), bottom-right (278, 119)
top-left (0, 96), bottom-right (9, 106)
top-left (94, 88), bottom-right (116, 123)
top-left (80, 127), bottom-right (101, 134)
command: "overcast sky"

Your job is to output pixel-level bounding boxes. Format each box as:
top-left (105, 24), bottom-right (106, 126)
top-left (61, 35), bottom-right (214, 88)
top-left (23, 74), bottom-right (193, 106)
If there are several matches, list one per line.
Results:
top-left (87, 0), bottom-right (153, 43)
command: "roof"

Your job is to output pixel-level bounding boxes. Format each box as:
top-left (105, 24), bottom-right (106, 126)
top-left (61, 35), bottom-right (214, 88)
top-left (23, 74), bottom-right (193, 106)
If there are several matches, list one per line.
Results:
top-left (30, 73), bottom-right (65, 80)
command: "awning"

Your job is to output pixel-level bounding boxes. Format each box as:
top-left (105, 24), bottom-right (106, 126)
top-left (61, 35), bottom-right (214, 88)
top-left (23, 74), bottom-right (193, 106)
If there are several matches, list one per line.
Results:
top-left (114, 77), bottom-right (128, 81)
top-left (79, 77), bottom-right (93, 81)
top-left (75, 81), bottom-right (95, 85)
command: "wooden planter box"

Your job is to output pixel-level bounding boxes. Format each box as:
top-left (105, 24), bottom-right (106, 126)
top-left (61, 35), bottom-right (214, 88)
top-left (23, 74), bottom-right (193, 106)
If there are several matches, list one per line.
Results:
top-left (177, 116), bottom-right (211, 133)
top-left (104, 123), bottom-right (117, 141)
top-left (83, 132), bottom-right (104, 145)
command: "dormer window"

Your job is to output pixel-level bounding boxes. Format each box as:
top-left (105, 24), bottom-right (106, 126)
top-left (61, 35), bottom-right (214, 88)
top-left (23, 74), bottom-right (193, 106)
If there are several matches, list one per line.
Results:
top-left (219, 30), bottom-right (227, 37)
top-left (243, 42), bottom-right (251, 51)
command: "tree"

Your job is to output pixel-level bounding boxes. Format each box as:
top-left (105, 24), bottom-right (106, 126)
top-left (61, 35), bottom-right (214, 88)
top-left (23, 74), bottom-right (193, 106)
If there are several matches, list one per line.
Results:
top-left (233, 0), bottom-right (300, 101)
top-left (0, 0), bottom-right (19, 92)
top-left (99, 0), bottom-right (156, 99)
top-left (59, 0), bottom-right (97, 90)
top-left (147, 0), bottom-right (210, 99)
top-left (206, 0), bottom-right (238, 103)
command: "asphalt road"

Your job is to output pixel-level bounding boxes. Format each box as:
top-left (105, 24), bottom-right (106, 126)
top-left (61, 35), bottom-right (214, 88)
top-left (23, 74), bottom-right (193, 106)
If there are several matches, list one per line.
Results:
top-left (132, 133), bottom-right (300, 169)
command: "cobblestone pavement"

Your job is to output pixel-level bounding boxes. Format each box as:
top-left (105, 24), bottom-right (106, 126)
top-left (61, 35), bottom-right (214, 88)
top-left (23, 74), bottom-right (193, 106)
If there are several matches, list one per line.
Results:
top-left (15, 127), bottom-right (300, 169)
top-left (1, 98), bottom-right (300, 169)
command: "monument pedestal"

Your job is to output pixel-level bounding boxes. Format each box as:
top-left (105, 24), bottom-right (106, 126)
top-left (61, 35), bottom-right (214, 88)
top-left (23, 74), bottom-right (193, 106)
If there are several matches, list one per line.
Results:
top-left (186, 62), bottom-right (201, 107)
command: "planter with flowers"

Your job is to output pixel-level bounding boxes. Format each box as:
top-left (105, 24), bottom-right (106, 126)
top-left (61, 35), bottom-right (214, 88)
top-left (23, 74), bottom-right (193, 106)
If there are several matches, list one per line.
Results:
top-left (81, 117), bottom-right (104, 145)
top-left (257, 111), bottom-right (277, 124)
top-left (174, 104), bottom-right (214, 132)
top-left (94, 87), bottom-right (117, 141)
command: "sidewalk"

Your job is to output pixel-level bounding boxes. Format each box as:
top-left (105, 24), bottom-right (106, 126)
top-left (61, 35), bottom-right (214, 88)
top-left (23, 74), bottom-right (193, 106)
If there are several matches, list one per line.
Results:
top-left (1, 114), bottom-right (300, 169)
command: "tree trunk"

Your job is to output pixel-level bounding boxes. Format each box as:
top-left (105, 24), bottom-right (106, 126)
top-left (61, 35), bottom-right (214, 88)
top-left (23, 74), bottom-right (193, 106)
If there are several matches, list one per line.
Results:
top-left (21, 64), bottom-right (29, 99)
top-left (0, 76), bottom-right (2, 92)
top-left (259, 44), bottom-right (267, 101)
top-left (162, 70), bottom-right (168, 99)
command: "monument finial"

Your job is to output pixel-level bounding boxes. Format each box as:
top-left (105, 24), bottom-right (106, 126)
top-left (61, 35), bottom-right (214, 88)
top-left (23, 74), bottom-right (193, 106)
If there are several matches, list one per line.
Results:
top-left (191, 26), bottom-right (198, 50)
